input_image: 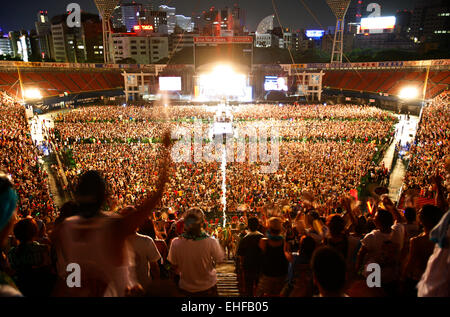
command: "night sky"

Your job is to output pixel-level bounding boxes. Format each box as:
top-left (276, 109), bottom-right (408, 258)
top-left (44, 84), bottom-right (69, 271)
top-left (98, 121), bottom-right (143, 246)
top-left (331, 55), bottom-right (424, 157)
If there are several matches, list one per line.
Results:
top-left (0, 0), bottom-right (413, 33)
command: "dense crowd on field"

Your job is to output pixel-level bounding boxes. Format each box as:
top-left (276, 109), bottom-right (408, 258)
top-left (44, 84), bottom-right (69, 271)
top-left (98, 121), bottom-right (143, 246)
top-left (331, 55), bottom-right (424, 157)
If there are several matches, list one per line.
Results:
top-left (53, 104), bottom-right (397, 123)
top-left (49, 104), bottom-right (394, 213)
top-left (1, 94), bottom-right (449, 298)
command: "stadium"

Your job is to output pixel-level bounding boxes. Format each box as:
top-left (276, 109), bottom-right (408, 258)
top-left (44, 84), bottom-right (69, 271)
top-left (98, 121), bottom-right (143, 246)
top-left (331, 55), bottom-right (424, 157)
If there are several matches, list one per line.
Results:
top-left (0, 0), bottom-right (449, 302)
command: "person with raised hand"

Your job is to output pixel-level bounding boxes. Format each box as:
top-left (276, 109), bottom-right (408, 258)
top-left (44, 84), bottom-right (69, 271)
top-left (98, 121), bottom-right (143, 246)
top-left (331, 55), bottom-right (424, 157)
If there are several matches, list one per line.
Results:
top-left (51, 131), bottom-right (172, 297)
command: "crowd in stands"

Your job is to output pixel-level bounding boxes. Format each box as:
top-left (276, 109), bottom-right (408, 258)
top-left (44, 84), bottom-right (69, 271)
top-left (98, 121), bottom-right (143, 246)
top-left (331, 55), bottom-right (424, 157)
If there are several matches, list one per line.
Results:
top-left (0, 95), bottom-right (449, 298)
top-left (0, 92), bottom-right (55, 220)
top-left (403, 93), bottom-right (450, 200)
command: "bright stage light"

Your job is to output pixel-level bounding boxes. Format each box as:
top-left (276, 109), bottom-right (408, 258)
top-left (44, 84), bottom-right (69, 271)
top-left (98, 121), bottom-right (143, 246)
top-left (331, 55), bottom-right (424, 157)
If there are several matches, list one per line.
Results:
top-left (398, 87), bottom-right (419, 100)
top-left (197, 64), bottom-right (248, 101)
top-left (23, 88), bottom-right (42, 100)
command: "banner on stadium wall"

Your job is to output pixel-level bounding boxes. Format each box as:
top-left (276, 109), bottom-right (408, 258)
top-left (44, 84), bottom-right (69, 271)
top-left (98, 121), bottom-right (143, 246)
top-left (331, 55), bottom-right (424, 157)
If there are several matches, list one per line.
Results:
top-left (194, 36), bottom-right (253, 43)
top-left (0, 58), bottom-right (448, 71)
top-left (291, 64), bottom-right (308, 69)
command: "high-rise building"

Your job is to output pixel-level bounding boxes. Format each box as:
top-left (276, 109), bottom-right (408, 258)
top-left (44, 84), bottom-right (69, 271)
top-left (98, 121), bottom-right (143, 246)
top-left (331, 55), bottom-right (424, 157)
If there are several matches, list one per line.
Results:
top-left (121, 2), bottom-right (142, 32)
top-left (159, 5), bottom-right (176, 34)
top-left (35, 10), bottom-right (54, 60)
top-left (231, 4), bottom-right (246, 35)
top-left (345, 0), bottom-right (363, 33)
top-left (51, 12), bottom-right (103, 63)
top-left (141, 10), bottom-right (167, 33)
top-left (9, 30), bottom-right (32, 61)
top-left (395, 10), bottom-right (412, 35)
top-left (111, 5), bottom-right (124, 30)
top-left (195, 6), bottom-right (244, 36)
top-left (0, 33), bottom-right (13, 56)
top-left (111, 32), bottom-right (168, 64)
top-left (175, 15), bottom-right (194, 33)
top-left (410, 0), bottom-right (450, 42)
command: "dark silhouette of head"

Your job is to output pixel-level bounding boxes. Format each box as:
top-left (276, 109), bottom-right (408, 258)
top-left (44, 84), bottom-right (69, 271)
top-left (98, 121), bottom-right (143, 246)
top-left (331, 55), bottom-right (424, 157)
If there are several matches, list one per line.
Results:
top-left (419, 204), bottom-right (443, 232)
top-left (183, 207), bottom-right (205, 237)
top-left (327, 215), bottom-right (346, 237)
top-left (75, 170), bottom-right (106, 218)
top-left (404, 207), bottom-right (416, 224)
top-left (311, 246), bottom-right (347, 296)
top-left (299, 235), bottom-right (316, 258)
top-left (55, 200), bottom-right (78, 224)
top-left (247, 217), bottom-right (259, 232)
top-left (14, 218), bottom-right (38, 244)
top-left (375, 209), bottom-right (393, 232)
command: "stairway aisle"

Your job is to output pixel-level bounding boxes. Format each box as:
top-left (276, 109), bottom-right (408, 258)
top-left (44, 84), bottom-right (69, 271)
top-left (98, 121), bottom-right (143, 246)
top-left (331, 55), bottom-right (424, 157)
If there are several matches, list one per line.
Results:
top-left (216, 260), bottom-right (240, 297)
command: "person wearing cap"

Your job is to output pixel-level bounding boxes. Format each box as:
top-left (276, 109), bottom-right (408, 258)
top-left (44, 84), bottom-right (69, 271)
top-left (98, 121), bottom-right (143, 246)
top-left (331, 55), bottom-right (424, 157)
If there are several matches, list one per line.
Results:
top-left (167, 207), bottom-right (224, 296)
top-left (0, 173), bottom-right (22, 297)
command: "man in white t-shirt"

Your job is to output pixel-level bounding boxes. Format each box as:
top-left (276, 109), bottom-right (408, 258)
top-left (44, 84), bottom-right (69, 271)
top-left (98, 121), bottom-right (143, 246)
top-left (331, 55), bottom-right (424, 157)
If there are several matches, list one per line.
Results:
top-left (168, 208), bottom-right (224, 295)
top-left (127, 232), bottom-right (161, 290)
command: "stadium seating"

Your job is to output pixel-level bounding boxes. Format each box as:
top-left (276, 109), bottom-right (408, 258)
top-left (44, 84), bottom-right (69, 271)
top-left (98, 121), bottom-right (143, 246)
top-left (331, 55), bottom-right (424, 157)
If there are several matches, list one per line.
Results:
top-left (0, 70), bottom-right (124, 99)
top-left (0, 67), bottom-right (448, 100)
top-left (323, 69), bottom-right (449, 99)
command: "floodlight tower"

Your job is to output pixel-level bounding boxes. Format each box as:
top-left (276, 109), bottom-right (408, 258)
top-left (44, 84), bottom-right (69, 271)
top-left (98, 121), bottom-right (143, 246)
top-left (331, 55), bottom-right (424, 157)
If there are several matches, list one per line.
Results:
top-left (94, 0), bottom-right (120, 63)
top-left (326, 0), bottom-right (351, 64)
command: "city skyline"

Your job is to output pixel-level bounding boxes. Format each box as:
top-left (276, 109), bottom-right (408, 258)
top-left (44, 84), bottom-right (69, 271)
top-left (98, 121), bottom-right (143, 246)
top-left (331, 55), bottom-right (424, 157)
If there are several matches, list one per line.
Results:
top-left (0, 0), bottom-right (413, 33)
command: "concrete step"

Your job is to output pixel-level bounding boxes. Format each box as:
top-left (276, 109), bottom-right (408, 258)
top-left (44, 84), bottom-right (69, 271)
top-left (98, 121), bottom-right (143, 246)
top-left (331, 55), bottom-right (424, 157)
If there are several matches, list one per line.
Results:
top-left (216, 261), bottom-right (240, 297)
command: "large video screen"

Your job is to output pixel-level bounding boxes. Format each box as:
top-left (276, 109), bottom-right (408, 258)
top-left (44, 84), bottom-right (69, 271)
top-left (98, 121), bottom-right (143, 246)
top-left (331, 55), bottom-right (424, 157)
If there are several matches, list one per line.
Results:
top-left (159, 77), bottom-right (181, 91)
top-left (264, 76), bottom-right (288, 91)
top-left (306, 30), bottom-right (325, 38)
top-left (360, 16), bottom-right (396, 32)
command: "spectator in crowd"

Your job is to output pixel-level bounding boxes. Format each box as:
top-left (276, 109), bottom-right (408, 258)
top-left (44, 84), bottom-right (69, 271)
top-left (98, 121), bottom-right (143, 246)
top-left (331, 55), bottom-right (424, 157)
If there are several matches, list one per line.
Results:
top-left (417, 156), bottom-right (450, 297)
top-left (311, 246), bottom-right (348, 297)
top-left (167, 208), bottom-right (224, 296)
top-left (120, 208), bottom-right (162, 291)
top-left (323, 214), bottom-right (360, 281)
top-left (7, 218), bottom-right (55, 296)
top-left (403, 205), bottom-right (443, 296)
top-left (356, 209), bottom-right (402, 296)
top-left (256, 217), bottom-right (292, 296)
top-left (0, 173), bottom-right (21, 297)
top-left (236, 217), bottom-right (264, 297)
top-left (51, 132), bottom-right (171, 296)
top-left (284, 235), bottom-right (316, 297)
